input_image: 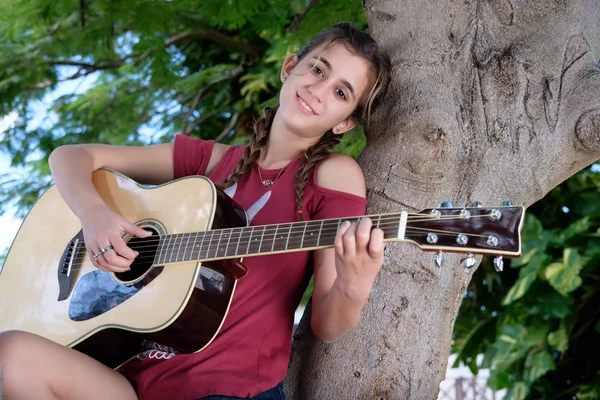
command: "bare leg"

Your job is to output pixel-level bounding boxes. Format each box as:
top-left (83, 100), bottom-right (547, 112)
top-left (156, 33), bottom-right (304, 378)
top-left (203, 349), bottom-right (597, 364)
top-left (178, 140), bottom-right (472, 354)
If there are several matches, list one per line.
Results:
top-left (0, 330), bottom-right (137, 400)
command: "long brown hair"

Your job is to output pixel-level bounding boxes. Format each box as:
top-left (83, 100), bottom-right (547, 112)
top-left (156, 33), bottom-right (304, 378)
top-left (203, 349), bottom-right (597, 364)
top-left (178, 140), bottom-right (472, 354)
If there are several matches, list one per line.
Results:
top-left (219, 23), bottom-right (391, 220)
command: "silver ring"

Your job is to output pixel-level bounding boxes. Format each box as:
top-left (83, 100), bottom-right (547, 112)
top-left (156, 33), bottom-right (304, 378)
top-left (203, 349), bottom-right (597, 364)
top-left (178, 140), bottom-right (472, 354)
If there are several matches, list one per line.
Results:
top-left (92, 253), bottom-right (100, 262)
top-left (101, 245), bottom-right (114, 254)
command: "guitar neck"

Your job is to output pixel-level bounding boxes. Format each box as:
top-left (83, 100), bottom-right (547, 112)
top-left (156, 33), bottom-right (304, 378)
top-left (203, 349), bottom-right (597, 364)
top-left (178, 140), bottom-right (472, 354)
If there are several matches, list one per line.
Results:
top-left (152, 206), bottom-right (524, 265)
top-left (153, 214), bottom-right (402, 265)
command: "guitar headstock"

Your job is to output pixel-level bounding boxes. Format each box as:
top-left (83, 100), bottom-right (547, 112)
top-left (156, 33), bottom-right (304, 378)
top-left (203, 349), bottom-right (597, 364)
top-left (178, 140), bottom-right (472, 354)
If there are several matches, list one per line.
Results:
top-left (403, 206), bottom-right (525, 257)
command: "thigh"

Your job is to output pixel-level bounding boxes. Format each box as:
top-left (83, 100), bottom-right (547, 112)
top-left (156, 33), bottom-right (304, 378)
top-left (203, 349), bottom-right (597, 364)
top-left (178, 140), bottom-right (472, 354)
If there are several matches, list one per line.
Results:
top-left (0, 330), bottom-right (137, 400)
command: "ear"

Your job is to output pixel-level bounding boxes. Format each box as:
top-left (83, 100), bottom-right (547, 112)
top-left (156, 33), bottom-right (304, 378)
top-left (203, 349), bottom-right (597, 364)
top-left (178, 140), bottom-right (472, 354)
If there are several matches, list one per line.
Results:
top-left (281, 54), bottom-right (299, 82)
top-left (332, 118), bottom-right (356, 135)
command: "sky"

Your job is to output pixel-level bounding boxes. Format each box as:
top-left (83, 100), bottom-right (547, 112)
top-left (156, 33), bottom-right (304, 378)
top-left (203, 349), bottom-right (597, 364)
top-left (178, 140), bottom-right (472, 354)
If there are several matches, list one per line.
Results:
top-left (0, 71), bottom-right (98, 258)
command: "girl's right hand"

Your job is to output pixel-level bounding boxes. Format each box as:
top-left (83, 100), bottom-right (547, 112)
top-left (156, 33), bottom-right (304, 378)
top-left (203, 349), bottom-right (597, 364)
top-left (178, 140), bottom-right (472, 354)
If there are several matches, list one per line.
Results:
top-left (80, 206), bottom-right (152, 272)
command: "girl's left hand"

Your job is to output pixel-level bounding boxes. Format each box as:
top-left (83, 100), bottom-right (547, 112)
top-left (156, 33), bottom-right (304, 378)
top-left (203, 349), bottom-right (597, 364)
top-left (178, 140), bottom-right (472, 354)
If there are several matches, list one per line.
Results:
top-left (333, 218), bottom-right (385, 295)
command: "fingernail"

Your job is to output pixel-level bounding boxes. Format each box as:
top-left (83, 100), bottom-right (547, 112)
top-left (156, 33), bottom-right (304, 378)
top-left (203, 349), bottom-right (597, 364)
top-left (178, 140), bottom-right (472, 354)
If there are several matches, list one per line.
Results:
top-left (343, 220), bottom-right (351, 227)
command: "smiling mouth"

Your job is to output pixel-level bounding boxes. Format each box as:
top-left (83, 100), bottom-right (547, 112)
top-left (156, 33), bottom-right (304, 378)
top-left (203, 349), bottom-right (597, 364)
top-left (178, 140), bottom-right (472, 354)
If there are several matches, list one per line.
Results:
top-left (297, 94), bottom-right (316, 115)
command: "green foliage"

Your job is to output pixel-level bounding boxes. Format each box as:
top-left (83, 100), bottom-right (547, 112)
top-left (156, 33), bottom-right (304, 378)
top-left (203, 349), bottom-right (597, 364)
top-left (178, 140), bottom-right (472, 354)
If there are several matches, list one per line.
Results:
top-left (0, 0), bottom-right (368, 215)
top-left (453, 168), bottom-right (600, 399)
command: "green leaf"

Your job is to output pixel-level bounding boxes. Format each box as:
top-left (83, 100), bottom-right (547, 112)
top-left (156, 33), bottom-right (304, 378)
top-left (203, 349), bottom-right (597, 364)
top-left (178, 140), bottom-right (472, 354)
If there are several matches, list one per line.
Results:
top-left (578, 385), bottom-right (600, 400)
top-left (526, 289), bottom-right (572, 319)
top-left (547, 326), bottom-right (569, 352)
top-left (508, 381), bottom-right (529, 400)
top-left (502, 252), bottom-right (547, 305)
top-left (487, 370), bottom-right (511, 391)
top-left (555, 216), bottom-right (591, 245)
top-left (524, 349), bottom-right (556, 385)
top-left (452, 317), bottom-right (496, 374)
top-left (523, 321), bottom-right (550, 346)
top-left (544, 248), bottom-right (584, 295)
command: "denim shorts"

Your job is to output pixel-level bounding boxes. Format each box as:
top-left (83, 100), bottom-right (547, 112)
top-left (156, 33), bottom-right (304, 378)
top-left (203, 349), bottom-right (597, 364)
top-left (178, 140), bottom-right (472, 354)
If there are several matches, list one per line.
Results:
top-left (197, 382), bottom-right (286, 400)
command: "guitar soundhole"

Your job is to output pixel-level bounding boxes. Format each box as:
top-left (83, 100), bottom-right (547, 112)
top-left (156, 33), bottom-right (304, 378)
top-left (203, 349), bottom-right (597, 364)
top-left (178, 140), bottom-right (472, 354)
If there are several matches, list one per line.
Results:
top-left (115, 227), bottom-right (160, 283)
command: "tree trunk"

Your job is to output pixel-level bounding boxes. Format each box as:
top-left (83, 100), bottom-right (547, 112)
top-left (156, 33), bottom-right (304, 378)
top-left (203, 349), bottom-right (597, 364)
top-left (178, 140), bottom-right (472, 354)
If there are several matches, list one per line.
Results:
top-left (286, 1), bottom-right (600, 398)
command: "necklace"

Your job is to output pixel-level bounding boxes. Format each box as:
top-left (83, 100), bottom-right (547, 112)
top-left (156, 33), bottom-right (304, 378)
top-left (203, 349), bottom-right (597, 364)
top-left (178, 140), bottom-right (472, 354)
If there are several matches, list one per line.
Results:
top-left (258, 165), bottom-right (286, 187)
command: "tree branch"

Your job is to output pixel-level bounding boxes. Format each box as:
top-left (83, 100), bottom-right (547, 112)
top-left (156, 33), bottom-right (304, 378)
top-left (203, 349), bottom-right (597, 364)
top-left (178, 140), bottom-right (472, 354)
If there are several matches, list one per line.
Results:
top-left (288, 0), bottom-right (321, 33)
top-left (215, 112), bottom-right (240, 142)
top-left (165, 30), bottom-right (261, 57)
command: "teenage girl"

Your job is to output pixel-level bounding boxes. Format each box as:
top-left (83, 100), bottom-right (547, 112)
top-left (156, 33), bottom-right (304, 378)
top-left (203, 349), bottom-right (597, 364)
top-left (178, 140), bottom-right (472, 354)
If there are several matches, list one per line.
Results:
top-left (0, 23), bottom-right (391, 400)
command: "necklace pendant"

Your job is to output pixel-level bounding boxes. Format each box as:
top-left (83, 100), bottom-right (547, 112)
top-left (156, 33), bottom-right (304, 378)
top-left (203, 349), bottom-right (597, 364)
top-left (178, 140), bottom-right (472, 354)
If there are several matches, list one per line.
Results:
top-left (262, 179), bottom-right (274, 187)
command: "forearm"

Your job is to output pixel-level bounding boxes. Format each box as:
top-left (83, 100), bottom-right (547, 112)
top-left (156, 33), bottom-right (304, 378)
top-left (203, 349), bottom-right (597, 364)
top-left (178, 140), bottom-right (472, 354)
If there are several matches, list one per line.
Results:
top-left (49, 145), bottom-right (107, 219)
top-left (311, 278), bottom-right (372, 343)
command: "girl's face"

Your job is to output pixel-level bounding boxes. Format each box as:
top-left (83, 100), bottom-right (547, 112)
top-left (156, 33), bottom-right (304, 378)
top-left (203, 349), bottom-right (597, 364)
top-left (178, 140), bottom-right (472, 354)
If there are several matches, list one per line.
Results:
top-left (278, 42), bottom-right (373, 139)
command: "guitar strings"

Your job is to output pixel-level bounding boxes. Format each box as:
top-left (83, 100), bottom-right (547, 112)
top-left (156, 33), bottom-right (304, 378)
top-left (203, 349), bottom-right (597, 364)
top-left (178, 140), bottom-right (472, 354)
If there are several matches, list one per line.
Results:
top-left (64, 229), bottom-right (485, 268)
top-left (68, 224), bottom-right (507, 263)
top-left (67, 213), bottom-right (506, 260)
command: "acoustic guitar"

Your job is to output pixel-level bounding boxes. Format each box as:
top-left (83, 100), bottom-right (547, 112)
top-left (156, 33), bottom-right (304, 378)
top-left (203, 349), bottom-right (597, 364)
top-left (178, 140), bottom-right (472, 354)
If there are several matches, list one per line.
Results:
top-left (0, 169), bottom-right (524, 369)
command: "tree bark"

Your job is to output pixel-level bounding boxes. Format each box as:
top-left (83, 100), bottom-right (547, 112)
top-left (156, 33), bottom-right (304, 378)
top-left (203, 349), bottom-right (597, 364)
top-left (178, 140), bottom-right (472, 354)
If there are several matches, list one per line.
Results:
top-left (286, 1), bottom-right (600, 398)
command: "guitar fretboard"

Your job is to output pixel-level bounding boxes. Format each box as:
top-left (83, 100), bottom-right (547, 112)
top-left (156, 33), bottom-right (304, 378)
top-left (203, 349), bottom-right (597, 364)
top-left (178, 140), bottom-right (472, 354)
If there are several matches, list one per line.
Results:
top-left (153, 215), bottom-right (402, 264)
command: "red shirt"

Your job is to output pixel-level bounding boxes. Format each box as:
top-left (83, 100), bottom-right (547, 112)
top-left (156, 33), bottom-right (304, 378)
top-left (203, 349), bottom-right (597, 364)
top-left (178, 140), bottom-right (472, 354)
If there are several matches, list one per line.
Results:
top-left (120, 135), bottom-right (367, 399)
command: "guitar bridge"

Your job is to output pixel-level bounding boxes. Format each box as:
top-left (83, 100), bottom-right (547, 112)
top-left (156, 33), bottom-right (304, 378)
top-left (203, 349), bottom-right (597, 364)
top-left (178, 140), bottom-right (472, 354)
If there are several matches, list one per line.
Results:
top-left (57, 230), bottom-right (85, 301)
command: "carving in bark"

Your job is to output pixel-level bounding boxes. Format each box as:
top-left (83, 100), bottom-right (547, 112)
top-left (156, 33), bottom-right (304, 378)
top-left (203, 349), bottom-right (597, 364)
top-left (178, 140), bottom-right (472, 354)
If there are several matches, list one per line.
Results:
top-left (285, 1), bottom-right (600, 398)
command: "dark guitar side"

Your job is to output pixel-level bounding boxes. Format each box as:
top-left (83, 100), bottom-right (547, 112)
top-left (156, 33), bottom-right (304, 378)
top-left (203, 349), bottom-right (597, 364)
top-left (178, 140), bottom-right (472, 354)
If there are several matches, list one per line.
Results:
top-left (73, 188), bottom-right (249, 369)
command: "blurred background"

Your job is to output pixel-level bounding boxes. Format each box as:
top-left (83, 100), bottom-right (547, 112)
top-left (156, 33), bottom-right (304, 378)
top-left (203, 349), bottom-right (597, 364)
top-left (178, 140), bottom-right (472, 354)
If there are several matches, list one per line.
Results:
top-left (0, 1), bottom-right (598, 399)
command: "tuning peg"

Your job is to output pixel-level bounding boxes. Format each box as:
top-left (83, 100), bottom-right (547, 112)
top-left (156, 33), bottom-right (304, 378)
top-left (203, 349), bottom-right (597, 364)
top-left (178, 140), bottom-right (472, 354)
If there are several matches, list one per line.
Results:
top-left (439, 201), bottom-right (453, 208)
top-left (500, 200), bottom-right (513, 207)
top-left (435, 251), bottom-right (443, 268)
top-left (472, 201), bottom-right (482, 207)
top-left (460, 253), bottom-right (477, 269)
top-left (494, 256), bottom-right (504, 272)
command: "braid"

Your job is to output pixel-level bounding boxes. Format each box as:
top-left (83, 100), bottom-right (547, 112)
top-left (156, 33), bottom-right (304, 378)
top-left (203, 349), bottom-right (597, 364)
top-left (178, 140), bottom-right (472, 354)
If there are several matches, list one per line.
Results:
top-left (218, 107), bottom-right (278, 190)
top-left (294, 131), bottom-right (341, 221)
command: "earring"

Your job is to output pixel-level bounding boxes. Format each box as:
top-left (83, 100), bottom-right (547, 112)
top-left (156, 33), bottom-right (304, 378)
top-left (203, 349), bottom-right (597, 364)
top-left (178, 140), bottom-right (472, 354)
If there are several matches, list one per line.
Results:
top-left (334, 128), bottom-right (340, 133)
top-left (282, 75), bottom-right (287, 81)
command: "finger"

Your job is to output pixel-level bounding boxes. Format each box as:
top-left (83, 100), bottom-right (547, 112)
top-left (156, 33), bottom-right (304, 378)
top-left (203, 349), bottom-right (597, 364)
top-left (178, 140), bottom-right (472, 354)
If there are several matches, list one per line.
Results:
top-left (342, 222), bottom-right (358, 257)
top-left (95, 246), bottom-right (130, 273)
top-left (368, 228), bottom-right (385, 259)
top-left (127, 222), bottom-right (152, 238)
top-left (109, 234), bottom-right (138, 261)
top-left (101, 245), bottom-right (133, 270)
top-left (88, 249), bottom-right (110, 272)
top-left (355, 218), bottom-right (373, 251)
top-left (334, 220), bottom-right (352, 255)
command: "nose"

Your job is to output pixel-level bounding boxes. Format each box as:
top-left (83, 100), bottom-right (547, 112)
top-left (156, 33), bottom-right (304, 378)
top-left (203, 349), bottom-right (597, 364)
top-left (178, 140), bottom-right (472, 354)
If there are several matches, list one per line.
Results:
top-left (307, 80), bottom-right (328, 103)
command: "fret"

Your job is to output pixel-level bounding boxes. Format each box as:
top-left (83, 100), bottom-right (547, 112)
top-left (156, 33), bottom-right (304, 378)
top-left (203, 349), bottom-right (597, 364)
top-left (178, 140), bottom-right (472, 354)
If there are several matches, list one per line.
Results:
top-left (258, 225), bottom-right (267, 253)
top-left (303, 221), bottom-right (320, 248)
top-left (196, 231), bottom-right (207, 261)
top-left (213, 230), bottom-right (224, 258)
top-left (156, 235), bottom-right (166, 264)
top-left (160, 234), bottom-right (169, 264)
top-left (376, 214), bottom-right (382, 229)
top-left (189, 233), bottom-right (198, 262)
top-left (299, 221), bottom-right (308, 248)
top-left (232, 227), bottom-right (243, 257)
top-left (285, 223), bottom-right (292, 250)
top-left (224, 228), bottom-right (233, 257)
top-left (287, 222), bottom-right (304, 250)
top-left (205, 231), bottom-right (215, 260)
top-left (270, 225), bottom-right (279, 252)
top-left (246, 226), bottom-right (255, 255)
top-left (169, 233), bottom-right (178, 263)
top-left (182, 234), bottom-right (191, 262)
top-left (316, 220), bottom-right (325, 247)
top-left (273, 224), bottom-right (292, 252)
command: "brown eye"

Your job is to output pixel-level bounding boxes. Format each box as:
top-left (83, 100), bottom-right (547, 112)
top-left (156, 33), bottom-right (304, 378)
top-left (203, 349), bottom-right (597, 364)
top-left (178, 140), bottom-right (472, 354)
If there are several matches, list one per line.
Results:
top-left (312, 66), bottom-right (324, 77)
top-left (335, 88), bottom-right (347, 100)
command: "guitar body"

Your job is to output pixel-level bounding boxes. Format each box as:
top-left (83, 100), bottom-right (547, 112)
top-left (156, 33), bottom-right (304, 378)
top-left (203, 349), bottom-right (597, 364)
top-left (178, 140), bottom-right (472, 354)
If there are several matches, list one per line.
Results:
top-left (0, 169), bottom-right (248, 368)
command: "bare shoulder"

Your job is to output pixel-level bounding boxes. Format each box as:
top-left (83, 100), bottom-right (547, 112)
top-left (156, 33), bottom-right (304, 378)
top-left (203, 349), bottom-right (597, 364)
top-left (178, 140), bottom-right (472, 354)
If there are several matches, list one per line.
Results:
top-left (206, 143), bottom-right (232, 176)
top-left (315, 153), bottom-right (366, 197)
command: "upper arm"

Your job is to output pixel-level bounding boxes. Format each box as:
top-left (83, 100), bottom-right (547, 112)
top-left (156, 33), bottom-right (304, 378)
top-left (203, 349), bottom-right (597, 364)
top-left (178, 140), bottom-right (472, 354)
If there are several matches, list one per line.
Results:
top-left (77, 143), bottom-right (176, 185)
top-left (312, 154), bottom-right (366, 312)
top-left (314, 153), bottom-right (366, 198)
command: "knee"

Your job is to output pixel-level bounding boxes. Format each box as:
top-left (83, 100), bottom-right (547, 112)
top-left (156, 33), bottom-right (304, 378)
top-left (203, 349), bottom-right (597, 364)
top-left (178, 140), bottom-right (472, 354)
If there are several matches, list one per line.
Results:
top-left (0, 330), bottom-right (32, 365)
